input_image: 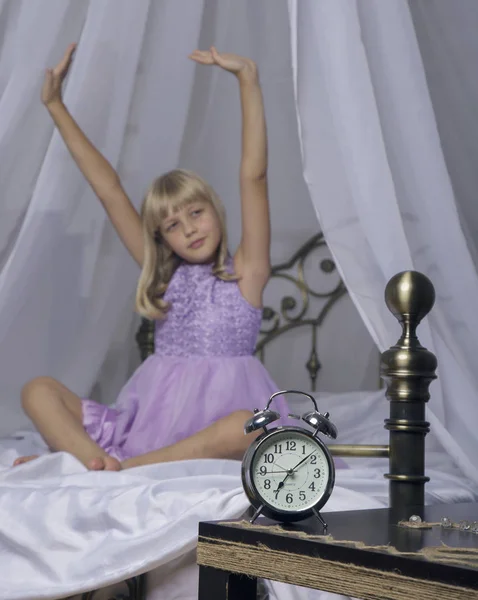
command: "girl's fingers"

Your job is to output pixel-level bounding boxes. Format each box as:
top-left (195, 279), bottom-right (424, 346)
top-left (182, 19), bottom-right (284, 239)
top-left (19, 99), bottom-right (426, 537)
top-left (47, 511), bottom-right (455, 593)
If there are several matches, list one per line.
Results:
top-left (53, 44), bottom-right (76, 77)
top-left (210, 47), bottom-right (223, 64)
top-left (189, 53), bottom-right (214, 65)
top-left (65, 43), bottom-right (77, 61)
top-left (60, 45), bottom-right (75, 68)
top-left (190, 50), bottom-right (209, 58)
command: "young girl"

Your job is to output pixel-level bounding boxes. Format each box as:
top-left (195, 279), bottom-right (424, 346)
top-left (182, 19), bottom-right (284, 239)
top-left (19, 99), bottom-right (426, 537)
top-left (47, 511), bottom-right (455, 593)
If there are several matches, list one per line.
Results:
top-left (13, 43), bottom-right (288, 471)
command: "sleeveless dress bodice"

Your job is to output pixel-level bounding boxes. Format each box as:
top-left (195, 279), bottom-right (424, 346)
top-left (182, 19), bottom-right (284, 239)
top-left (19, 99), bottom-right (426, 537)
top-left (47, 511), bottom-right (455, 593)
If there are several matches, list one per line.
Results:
top-left (154, 261), bottom-right (261, 357)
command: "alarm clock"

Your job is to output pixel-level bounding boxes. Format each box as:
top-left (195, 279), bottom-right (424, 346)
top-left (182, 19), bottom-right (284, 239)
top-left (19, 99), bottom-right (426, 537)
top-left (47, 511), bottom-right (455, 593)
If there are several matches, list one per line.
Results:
top-left (241, 390), bottom-right (337, 529)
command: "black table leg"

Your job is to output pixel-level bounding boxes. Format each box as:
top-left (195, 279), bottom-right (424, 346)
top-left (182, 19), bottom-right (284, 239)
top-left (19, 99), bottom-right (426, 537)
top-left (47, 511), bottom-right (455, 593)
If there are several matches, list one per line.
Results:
top-left (198, 565), bottom-right (257, 600)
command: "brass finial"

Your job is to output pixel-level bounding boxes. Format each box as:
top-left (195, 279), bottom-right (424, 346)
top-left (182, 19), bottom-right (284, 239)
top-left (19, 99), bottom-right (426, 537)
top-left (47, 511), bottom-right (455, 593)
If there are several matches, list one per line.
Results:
top-left (382, 271), bottom-right (437, 376)
top-left (385, 271), bottom-right (435, 325)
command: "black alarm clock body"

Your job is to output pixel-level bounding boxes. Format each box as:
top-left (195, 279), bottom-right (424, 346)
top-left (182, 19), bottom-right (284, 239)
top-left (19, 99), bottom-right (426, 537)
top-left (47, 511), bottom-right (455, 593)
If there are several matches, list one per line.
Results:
top-left (241, 390), bottom-right (338, 528)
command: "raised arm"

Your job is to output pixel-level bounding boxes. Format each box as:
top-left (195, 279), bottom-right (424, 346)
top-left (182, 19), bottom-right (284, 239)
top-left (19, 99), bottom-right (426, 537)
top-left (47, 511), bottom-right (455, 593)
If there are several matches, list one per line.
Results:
top-left (189, 48), bottom-right (270, 307)
top-left (43, 44), bottom-right (144, 266)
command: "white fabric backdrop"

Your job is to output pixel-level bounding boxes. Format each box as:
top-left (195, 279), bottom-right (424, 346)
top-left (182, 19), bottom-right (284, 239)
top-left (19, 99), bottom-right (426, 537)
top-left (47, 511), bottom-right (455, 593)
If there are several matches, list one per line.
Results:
top-left (1, 1), bottom-right (478, 599)
top-left (288, 0), bottom-right (478, 485)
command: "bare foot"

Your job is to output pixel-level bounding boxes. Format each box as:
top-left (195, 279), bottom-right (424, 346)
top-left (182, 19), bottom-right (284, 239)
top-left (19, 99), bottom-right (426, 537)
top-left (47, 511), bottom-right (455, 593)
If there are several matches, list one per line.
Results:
top-left (13, 455), bottom-right (39, 466)
top-left (87, 456), bottom-right (122, 471)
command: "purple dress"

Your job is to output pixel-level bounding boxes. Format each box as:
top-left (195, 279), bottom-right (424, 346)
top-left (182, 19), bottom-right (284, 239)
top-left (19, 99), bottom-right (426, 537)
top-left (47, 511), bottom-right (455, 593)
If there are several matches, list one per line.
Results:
top-left (81, 261), bottom-right (288, 461)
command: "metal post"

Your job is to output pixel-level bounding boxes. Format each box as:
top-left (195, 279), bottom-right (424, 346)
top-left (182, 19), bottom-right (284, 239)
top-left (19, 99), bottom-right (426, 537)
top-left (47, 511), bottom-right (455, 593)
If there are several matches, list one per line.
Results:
top-left (380, 271), bottom-right (437, 509)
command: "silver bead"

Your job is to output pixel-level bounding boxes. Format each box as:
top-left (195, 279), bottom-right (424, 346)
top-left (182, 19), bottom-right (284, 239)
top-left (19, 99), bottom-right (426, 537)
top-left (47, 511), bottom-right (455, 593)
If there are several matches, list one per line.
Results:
top-left (459, 520), bottom-right (471, 531)
top-left (409, 515), bottom-right (422, 524)
top-left (440, 517), bottom-right (452, 528)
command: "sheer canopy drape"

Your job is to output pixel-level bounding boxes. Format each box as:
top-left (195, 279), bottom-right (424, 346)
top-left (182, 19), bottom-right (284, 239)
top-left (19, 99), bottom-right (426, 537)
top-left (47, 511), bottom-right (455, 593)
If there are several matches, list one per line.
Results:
top-left (288, 0), bottom-right (478, 484)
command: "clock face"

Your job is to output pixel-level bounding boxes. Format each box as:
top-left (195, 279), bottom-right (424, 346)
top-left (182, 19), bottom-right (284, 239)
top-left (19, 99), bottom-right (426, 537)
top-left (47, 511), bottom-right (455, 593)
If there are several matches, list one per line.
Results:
top-left (250, 429), bottom-right (331, 513)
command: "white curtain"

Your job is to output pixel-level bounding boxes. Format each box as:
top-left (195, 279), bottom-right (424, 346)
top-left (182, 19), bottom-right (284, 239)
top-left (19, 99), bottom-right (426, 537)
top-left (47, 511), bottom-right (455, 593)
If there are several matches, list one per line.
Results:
top-left (0, 0), bottom-right (209, 432)
top-left (409, 0), bottom-right (478, 268)
top-left (288, 0), bottom-right (478, 484)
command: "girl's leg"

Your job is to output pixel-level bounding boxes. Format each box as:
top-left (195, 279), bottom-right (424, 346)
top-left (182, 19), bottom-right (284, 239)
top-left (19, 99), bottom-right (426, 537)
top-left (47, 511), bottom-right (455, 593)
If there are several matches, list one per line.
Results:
top-left (14, 376), bottom-right (120, 470)
top-left (122, 410), bottom-right (258, 469)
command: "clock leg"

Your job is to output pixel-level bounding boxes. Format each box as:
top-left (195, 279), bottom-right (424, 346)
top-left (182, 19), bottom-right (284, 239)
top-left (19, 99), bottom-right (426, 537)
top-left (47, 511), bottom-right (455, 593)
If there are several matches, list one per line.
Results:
top-left (312, 508), bottom-right (328, 530)
top-left (198, 566), bottom-right (257, 600)
top-left (249, 504), bottom-right (265, 523)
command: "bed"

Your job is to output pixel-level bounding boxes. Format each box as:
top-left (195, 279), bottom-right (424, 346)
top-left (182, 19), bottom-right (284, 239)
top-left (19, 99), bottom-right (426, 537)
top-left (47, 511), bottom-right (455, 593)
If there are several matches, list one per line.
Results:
top-left (0, 231), bottom-right (476, 600)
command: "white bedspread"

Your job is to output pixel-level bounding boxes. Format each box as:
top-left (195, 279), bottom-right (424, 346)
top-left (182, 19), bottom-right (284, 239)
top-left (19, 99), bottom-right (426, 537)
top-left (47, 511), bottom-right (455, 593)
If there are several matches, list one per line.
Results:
top-left (1, 388), bottom-right (477, 600)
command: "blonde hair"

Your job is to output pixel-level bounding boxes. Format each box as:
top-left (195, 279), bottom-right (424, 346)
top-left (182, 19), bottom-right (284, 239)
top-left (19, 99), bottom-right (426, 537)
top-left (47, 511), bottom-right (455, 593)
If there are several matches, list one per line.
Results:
top-left (135, 169), bottom-right (235, 320)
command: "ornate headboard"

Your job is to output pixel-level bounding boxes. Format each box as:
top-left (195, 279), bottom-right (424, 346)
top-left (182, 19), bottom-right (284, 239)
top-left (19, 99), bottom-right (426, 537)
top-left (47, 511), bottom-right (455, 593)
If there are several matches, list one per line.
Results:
top-left (136, 231), bottom-right (347, 391)
top-left (255, 232), bottom-right (346, 391)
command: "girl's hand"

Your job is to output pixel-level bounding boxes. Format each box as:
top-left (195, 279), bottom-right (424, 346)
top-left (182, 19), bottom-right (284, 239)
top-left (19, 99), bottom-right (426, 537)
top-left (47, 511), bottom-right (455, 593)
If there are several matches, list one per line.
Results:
top-left (189, 46), bottom-right (258, 82)
top-left (41, 43), bottom-right (76, 107)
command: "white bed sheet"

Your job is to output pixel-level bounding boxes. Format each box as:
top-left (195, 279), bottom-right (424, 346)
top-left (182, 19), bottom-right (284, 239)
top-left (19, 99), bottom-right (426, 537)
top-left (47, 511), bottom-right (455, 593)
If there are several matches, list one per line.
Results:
top-left (0, 389), bottom-right (476, 600)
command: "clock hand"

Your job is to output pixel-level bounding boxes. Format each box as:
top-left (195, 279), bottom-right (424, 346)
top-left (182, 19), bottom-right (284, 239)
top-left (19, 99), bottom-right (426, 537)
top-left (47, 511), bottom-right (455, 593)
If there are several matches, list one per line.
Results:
top-left (275, 461), bottom-right (290, 471)
top-left (273, 453), bottom-right (317, 497)
top-left (265, 470), bottom-right (290, 474)
top-left (273, 479), bottom-right (288, 498)
top-left (273, 469), bottom-right (295, 497)
top-left (290, 450), bottom-right (317, 473)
